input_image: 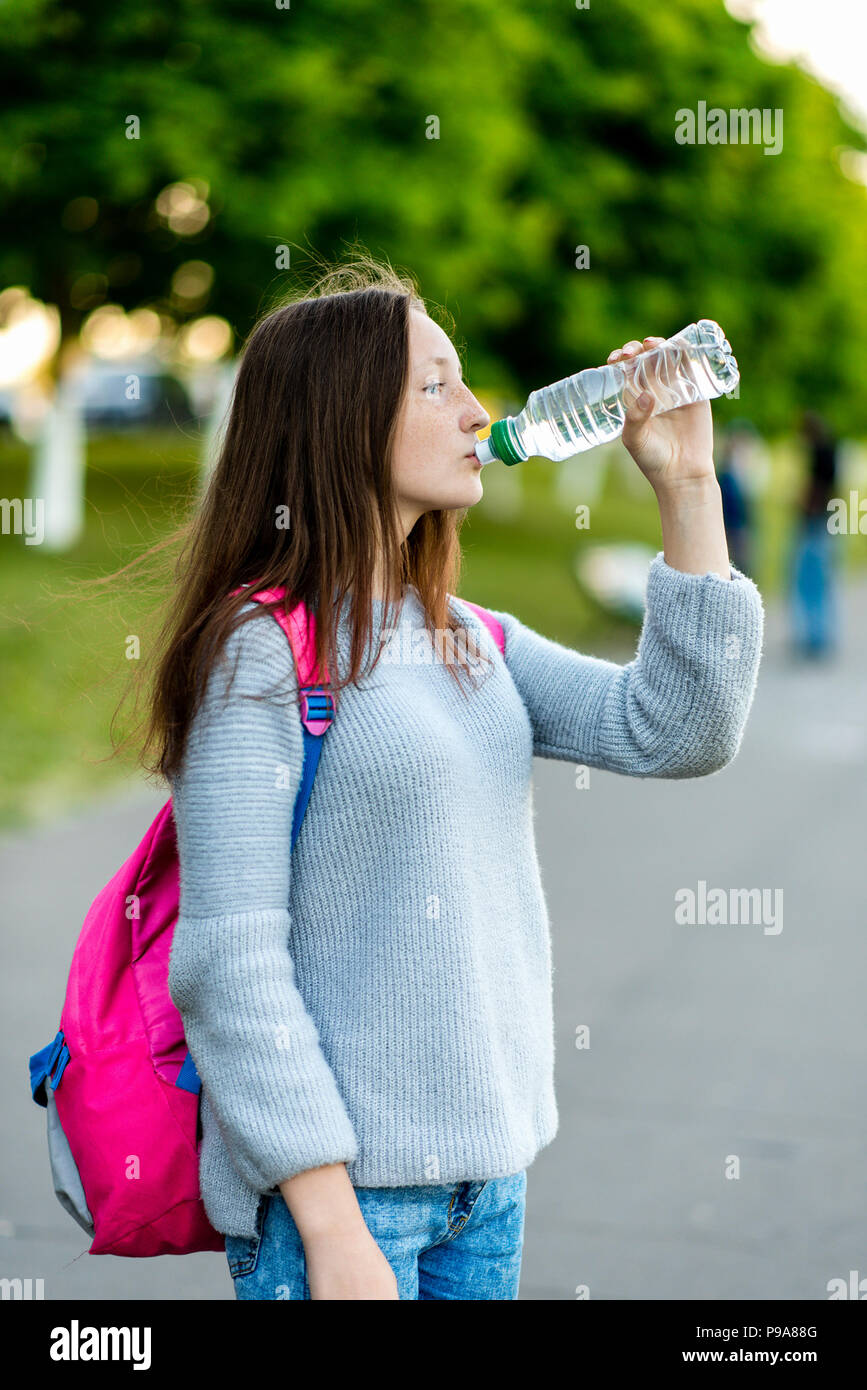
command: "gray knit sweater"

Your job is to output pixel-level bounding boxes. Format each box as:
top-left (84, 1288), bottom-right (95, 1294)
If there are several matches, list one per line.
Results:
top-left (167, 552), bottom-right (764, 1238)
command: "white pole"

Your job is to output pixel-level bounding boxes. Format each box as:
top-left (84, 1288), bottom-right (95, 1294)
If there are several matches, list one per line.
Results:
top-left (29, 384), bottom-right (86, 552)
top-left (199, 359), bottom-right (238, 489)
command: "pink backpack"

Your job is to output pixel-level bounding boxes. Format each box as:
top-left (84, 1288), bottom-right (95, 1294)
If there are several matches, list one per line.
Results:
top-left (28, 586), bottom-right (505, 1257)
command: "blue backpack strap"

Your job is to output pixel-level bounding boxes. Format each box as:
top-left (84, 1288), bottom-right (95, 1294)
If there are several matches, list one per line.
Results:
top-left (291, 693), bottom-right (334, 844)
top-left (29, 1030), bottom-right (70, 1108)
top-left (176, 592), bottom-right (334, 1097)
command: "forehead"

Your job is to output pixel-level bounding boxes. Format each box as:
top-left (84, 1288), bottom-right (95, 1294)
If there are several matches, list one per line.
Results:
top-left (410, 310), bottom-right (460, 371)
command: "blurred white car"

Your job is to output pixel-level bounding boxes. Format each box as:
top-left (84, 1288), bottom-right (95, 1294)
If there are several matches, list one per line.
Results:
top-left (59, 360), bottom-right (198, 431)
top-left (574, 541), bottom-right (658, 621)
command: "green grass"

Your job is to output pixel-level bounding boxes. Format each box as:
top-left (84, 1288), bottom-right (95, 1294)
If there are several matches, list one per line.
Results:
top-left (0, 429), bottom-right (201, 829)
top-left (2, 426), bottom-right (865, 831)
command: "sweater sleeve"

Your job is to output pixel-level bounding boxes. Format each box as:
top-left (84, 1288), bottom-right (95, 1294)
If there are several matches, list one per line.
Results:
top-left (166, 605), bottom-right (360, 1194)
top-left (484, 550), bottom-right (764, 778)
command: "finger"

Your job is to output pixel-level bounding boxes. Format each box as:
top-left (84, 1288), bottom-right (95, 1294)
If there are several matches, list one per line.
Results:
top-left (608, 336), bottom-right (663, 364)
top-left (607, 340), bottom-right (642, 362)
top-left (624, 387), bottom-right (654, 419)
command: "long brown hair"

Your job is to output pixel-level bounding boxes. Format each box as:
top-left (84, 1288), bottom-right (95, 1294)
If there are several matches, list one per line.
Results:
top-left (114, 252), bottom-right (490, 786)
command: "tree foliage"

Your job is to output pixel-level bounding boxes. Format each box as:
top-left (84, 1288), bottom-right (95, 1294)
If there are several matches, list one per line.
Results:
top-left (2, 0), bottom-right (866, 432)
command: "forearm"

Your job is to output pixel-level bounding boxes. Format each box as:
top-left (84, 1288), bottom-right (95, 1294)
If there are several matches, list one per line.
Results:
top-left (654, 475), bottom-right (731, 581)
top-left (279, 1162), bottom-right (368, 1249)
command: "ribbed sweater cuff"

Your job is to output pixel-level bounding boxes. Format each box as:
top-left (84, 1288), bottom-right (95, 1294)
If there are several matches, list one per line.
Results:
top-left (645, 550), bottom-right (764, 645)
top-left (634, 549), bottom-right (764, 772)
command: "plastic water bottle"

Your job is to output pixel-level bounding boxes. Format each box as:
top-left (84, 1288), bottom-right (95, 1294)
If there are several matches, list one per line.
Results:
top-left (473, 319), bottom-right (739, 465)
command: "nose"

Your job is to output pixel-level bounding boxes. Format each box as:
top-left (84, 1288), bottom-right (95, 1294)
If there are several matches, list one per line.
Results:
top-left (466, 389), bottom-right (491, 432)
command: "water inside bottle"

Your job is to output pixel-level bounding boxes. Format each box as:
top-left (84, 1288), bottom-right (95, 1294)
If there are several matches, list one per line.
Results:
top-left (520, 329), bottom-right (737, 460)
top-left (523, 364), bottom-right (629, 458)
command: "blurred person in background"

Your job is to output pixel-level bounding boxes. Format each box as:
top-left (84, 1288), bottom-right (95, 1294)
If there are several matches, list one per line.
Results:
top-left (788, 410), bottom-right (840, 660)
top-left (716, 419), bottom-right (759, 577)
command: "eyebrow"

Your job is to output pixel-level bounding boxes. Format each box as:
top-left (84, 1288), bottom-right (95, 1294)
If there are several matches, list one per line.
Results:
top-left (418, 355), bottom-right (463, 377)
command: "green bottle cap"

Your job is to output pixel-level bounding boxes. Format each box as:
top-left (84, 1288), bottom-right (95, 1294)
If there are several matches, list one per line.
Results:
top-left (489, 418), bottom-right (524, 466)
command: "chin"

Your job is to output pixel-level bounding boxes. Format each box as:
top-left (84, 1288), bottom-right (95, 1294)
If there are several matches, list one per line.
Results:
top-left (428, 480), bottom-right (484, 511)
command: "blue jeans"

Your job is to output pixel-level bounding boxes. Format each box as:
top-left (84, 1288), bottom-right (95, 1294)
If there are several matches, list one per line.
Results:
top-left (790, 514), bottom-right (839, 654)
top-left (225, 1170), bottom-right (527, 1300)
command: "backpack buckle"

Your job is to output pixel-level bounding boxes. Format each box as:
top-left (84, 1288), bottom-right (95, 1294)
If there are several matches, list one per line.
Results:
top-left (299, 686), bottom-right (335, 735)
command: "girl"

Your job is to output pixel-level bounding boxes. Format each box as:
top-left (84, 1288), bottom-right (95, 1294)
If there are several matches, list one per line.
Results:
top-left (154, 257), bottom-right (764, 1300)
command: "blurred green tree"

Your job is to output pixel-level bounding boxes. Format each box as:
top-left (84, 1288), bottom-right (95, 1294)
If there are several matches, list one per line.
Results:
top-left (1, 0), bottom-right (865, 430)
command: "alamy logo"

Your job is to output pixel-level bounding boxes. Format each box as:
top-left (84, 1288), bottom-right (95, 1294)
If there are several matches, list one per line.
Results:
top-left (1, 497), bottom-right (44, 545)
top-left (675, 101), bottom-right (783, 156)
top-left (827, 491), bottom-right (867, 534)
top-left (827, 1270), bottom-right (867, 1299)
top-left (378, 624), bottom-right (486, 667)
top-left (0, 1276), bottom-right (44, 1299)
top-left (49, 1320), bottom-right (151, 1370)
top-left (675, 880), bottom-right (783, 935)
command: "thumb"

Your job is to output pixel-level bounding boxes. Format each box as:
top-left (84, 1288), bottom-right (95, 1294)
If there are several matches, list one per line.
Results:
top-left (623, 390), bottom-right (654, 434)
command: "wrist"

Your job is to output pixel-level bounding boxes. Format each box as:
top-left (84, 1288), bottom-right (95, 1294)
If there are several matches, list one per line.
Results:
top-left (300, 1214), bottom-right (372, 1254)
top-left (653, 472), bottom-right (720, 508)
top-left (653, 473), bottom-right (731, 579)
top-left (278, 1165), bottom-right (369, 1248)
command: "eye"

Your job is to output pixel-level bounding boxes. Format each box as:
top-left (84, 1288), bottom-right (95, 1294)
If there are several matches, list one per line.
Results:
top-left (424, 381), bottom-right (446, 396)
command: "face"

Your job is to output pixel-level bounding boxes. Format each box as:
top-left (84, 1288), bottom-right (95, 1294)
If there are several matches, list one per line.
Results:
top-left (389, 309), bottom-right (491, 535)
